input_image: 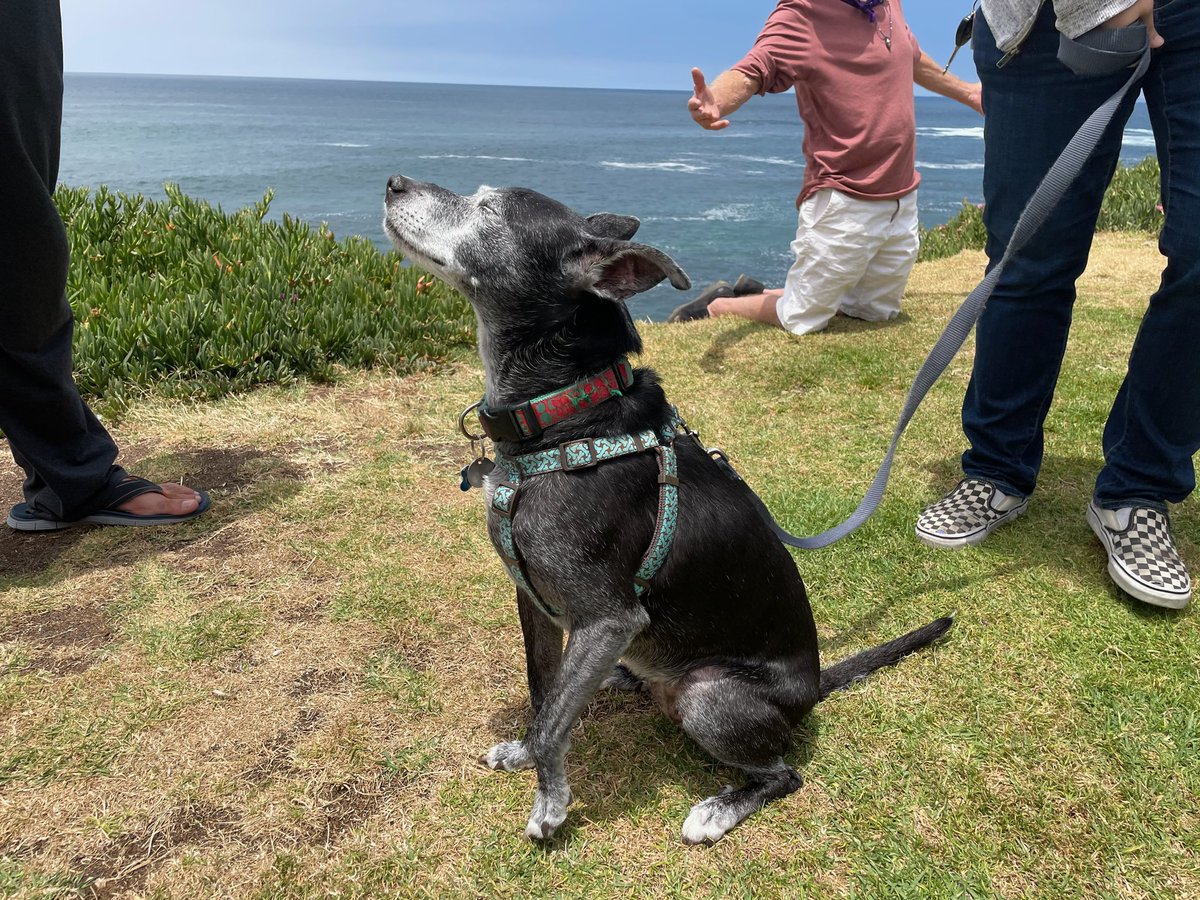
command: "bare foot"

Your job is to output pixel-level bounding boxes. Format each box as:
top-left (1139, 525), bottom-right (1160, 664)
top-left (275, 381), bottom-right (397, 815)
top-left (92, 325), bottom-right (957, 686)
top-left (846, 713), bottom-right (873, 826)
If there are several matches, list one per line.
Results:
top-left (707, 290), bottom-right (784, 328)
top-left (115, 480), bottom-right (202, 517)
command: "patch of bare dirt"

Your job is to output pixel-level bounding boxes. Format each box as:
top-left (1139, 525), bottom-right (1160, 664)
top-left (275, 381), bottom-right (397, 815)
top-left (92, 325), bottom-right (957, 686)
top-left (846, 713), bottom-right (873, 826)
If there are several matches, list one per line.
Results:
top-left (306, 776), bottom-right (402, 848)
top-left (168, 447), bottom-right (304, 493)
top-left (74, 803), bottom-right (242, 900)
top-left (1, 605), bottom-right (113, 676)
top-left (0, 528), bottom-right (91, 580)
top-left (241, 708), bottom-right (324, 783)
top-left (288, 667), bottom-right (350, 699)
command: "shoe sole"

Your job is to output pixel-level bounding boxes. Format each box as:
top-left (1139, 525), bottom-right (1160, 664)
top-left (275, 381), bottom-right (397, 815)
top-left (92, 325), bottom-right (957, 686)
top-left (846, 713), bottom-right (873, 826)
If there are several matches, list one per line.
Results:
top-left (667, 282), bottom-right (734, 323)
top-left (7, 491), bottom-right (211, 533)
top-left (914, 501), bottom-right (1027, 550)
top-left (7, 513), bottom-right (76, 532)
top-left (1086, 504), bottom-right (1191, 609)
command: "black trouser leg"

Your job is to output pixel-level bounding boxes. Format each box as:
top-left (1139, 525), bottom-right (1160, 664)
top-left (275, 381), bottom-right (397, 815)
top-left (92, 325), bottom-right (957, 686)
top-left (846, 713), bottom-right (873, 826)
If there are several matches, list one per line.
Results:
top-left (0, 0), bottom-right (123, 521)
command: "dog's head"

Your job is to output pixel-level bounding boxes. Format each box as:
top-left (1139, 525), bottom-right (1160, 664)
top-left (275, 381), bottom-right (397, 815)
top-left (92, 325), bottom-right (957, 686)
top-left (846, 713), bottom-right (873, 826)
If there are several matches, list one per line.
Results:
top-left (383, 176), bottom-right (691, 323)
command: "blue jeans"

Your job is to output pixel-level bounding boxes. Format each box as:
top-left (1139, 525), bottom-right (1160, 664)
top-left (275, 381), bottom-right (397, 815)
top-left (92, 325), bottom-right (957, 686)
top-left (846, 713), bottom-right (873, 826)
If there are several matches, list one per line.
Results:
top-left (962, 0), bottom-right (1200, 512)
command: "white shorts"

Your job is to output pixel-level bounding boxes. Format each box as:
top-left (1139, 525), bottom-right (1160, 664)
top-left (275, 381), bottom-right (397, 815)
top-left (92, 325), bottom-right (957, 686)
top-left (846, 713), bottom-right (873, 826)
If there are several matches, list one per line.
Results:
top-left (776, 188), bottom-right (920, 336)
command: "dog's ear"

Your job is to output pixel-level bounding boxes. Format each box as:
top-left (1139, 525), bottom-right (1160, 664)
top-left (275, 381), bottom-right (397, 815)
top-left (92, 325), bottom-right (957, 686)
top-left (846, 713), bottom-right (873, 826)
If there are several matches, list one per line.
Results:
top-left (585, 213), bottom-right (641, 241)
top-left (578, 242), bottom-right (691, 302)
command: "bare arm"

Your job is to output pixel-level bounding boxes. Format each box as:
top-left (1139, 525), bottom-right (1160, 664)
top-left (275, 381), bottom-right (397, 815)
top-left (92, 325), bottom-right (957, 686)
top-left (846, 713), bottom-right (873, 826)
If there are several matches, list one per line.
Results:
top-left (913, 51), bottom-right (982, 115)
top-left (687, 67), bottom-right (761, 131)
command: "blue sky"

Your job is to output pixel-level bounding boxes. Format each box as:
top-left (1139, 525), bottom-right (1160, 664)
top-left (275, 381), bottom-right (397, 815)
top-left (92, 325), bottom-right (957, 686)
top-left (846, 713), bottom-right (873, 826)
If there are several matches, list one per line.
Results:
top-left (60, 0), bottom-right (979, 90)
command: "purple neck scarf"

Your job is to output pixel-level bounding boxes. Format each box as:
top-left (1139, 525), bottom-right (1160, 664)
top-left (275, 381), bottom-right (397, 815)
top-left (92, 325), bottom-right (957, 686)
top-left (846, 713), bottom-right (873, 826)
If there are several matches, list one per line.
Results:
top-left (839, 0), bottom-right (887, 23)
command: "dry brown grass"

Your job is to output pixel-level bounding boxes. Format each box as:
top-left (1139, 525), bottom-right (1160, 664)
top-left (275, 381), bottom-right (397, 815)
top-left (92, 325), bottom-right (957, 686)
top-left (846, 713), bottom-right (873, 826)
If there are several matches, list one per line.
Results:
top-left (1, 234), bottom-right (1196, 899)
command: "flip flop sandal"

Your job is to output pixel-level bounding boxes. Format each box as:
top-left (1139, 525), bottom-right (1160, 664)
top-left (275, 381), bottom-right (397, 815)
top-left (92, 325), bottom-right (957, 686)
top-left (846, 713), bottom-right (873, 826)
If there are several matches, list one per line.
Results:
top-left (6, 477), bottom-right (211, 532)
top-left (667, 280), bottom-right (735, 323)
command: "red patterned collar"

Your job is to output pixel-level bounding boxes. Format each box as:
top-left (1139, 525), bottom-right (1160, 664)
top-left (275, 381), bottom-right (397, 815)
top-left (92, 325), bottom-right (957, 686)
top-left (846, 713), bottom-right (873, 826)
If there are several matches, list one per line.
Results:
top-left (477, 357), bottom-right (635, 442)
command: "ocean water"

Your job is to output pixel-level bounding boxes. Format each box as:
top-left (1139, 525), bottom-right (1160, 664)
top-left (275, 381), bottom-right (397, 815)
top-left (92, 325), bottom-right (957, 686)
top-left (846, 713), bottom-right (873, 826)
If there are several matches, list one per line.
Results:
top-left (60, 74), bottom-right (1156, 321)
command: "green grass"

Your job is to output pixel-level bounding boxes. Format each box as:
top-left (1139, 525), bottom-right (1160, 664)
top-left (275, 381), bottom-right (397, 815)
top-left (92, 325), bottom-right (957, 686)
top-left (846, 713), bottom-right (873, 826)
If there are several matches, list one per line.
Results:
top-left (58, 183), bottom-right (474, 415)
top-left (0, 229), bottom-right (1195, 897)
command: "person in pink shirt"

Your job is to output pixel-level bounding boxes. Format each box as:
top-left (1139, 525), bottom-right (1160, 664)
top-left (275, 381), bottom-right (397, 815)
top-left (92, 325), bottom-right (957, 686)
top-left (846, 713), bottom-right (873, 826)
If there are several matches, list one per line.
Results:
top-left (669, 0), bottom-right (982, 334)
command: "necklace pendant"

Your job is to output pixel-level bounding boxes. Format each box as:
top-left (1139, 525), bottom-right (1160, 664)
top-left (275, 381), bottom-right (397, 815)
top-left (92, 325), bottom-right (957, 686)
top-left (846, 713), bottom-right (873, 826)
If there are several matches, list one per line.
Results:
top-left (884, 34), bottom-right (892, 51)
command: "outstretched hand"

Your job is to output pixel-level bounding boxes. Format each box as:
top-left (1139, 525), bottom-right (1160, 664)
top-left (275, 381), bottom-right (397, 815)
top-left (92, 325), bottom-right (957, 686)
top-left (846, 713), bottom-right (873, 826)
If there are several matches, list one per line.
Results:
top-left (688, 67), bottom-right (730, 130)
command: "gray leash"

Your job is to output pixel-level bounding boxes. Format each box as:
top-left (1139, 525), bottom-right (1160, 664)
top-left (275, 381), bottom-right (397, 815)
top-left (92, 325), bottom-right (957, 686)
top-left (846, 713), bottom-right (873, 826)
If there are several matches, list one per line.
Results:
top-left (749, 23), bottom-right (1152, 550)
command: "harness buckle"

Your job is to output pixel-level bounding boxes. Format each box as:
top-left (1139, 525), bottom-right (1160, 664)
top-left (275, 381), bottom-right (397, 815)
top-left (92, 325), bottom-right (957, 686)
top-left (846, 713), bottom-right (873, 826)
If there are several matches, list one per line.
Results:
top-left (559, 438), bottom-right (598, 471)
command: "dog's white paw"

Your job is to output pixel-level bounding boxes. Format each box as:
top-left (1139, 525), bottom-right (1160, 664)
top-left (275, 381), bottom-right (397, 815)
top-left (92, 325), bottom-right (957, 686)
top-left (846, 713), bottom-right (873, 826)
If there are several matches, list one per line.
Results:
top-left (524, 789), bottom-right (570, 840)
top-left (481, 741), bottom-right (534, 772)
top-left (681, 793), bottom-right (742, 845)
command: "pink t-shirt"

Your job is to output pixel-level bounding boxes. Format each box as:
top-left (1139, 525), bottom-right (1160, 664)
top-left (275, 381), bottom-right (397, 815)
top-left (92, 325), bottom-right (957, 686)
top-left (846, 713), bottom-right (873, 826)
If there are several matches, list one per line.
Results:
top-left (732, 0), bottom-right (922, 206)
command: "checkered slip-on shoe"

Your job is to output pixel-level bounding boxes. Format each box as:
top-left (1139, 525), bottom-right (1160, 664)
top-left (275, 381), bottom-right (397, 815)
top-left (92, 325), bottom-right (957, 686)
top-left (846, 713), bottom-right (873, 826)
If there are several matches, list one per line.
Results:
top-left (915, 478), bottom-right (1028, 549)
top-left (1087, 502), bottom-right (1191, 609)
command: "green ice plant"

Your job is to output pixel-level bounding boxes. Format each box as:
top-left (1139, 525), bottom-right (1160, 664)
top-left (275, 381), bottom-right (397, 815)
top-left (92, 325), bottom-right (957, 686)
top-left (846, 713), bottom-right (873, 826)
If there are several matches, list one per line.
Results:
top-left (918, 155), bottom-right (1164, 263)
top-left (56, 183), bottom-right (474, 415)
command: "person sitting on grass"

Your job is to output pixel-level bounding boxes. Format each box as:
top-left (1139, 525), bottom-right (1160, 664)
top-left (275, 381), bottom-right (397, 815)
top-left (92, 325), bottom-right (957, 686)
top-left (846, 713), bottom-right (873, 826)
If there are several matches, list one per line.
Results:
top-left (1, 0), bottom-right (209, 533)
top-left (669, 0), bottom-right (982, 333)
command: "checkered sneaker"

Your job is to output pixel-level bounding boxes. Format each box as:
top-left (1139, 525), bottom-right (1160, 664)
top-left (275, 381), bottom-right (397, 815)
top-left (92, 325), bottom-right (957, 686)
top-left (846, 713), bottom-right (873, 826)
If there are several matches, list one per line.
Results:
top-left (1088, 502), bottom-right (1191, 609)
top-left (915, 478), bottom-right (1027, 549)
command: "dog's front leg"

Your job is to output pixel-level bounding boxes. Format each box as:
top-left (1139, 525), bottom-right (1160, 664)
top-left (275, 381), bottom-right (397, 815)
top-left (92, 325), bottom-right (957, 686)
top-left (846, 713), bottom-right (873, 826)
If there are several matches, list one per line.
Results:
top-left (516, 587), bottom-right (563, 717)
top-left (490, 608), bottom-right (646, 840)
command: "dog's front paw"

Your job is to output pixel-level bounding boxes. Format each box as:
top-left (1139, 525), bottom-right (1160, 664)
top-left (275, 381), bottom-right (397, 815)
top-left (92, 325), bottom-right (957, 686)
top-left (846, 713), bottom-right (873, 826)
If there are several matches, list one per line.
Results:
top-left (481, 741), bottom-right (534, 772)
top-left (524, 787), bottom-right (571, 840)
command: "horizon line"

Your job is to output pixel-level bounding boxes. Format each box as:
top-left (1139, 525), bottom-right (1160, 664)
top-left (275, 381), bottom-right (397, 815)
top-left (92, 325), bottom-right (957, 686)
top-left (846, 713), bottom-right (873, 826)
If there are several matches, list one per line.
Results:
top-left (64, 70), bottom-right (969, 100)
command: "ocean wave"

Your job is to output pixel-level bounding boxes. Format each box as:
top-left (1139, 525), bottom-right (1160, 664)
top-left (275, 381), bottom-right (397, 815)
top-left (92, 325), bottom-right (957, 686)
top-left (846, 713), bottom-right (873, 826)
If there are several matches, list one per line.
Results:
top-left (917, 126), bottom-right (985, 139)
top-left (1122, 128), bottom-right (1156, 149)
top-left (916, 160), bottom-right (985, 170)
top-left (417, 154), bottom-right (535, 162)
top-left (645, 204), bottom-right (754, 223)
top-left (701, 204), bottom-right (754, 221)
top-left (725, 154), bottom-right (802, 168)
top-left (599, 160), bottom-right (707, 173)
top-left (321, 142), bottom-right (369, 148)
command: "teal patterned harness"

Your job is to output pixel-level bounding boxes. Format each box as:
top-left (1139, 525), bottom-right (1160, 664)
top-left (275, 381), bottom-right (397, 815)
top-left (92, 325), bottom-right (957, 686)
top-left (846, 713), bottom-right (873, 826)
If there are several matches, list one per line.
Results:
top-left (490, 420), bottom-right (681, 618)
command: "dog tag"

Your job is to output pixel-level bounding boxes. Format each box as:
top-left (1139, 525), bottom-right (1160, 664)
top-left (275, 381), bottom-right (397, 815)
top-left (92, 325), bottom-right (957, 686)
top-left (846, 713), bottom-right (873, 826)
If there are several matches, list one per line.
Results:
top-left (460, 457), bottom-right (496, 491)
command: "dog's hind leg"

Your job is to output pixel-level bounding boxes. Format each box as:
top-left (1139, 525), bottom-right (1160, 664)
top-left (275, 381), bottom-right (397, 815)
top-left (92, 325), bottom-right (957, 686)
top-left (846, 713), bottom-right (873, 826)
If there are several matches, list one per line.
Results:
top-left (674, 670), bottom-right (807, 845)
top-left (602, 663), bottom-right (646, 692)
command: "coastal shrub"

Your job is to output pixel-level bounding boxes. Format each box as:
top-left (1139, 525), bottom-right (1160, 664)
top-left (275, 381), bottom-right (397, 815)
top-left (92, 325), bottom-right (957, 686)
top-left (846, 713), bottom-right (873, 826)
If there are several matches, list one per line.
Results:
top-left (1097, 156), bottom-right (1165, 232)
top-left (56, 184), bottom-right (474, 414)
top-left (917, 155), bottom-right (1164, 262)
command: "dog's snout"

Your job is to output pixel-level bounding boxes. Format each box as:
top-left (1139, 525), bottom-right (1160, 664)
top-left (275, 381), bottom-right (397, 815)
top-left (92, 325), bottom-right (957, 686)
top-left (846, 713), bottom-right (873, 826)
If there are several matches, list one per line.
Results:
top-left (387, 175), bottom-right (409, 196)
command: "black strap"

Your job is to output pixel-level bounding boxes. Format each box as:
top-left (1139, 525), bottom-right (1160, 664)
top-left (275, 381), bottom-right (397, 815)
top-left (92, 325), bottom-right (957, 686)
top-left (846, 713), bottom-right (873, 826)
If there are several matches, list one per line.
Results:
top-left (103, 475), bottom-right (164, 510)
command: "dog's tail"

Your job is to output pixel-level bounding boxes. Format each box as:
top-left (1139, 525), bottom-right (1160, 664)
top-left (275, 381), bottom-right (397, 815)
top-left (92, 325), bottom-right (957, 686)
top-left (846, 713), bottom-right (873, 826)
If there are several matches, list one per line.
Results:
top-left (818, 616), bottom-right (954, 701)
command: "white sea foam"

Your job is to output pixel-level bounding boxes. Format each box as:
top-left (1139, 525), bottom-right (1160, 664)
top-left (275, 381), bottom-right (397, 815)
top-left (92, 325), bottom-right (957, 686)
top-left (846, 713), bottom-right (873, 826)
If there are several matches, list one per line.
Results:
top-left (725, 154), bottom-right (802, 167)
top-left (643, 204), bottom-right (755, 223)
top-left (417, 154), bottom-right (535, 162)
top-left (322, 142), bottom-right (369, 148)
top-left (1122, 128), bottom-right (1156, 149)
top-left (916, 160), bottom-right (985, 170)
top-left (599, 160), bottom-right (707, 173)
top-left (701, 204), bottom-right (754, 222)
top-left (917, 126), bottom-right (985, 139)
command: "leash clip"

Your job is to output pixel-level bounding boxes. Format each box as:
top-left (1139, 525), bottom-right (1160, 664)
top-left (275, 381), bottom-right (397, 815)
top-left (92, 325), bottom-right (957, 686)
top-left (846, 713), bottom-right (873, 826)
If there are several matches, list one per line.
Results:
top-left (706, 446), bottom-right (743, 482)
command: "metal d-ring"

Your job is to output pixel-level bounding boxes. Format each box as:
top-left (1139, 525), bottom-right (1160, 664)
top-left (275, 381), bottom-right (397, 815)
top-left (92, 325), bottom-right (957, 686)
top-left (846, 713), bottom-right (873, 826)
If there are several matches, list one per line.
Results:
top-left (459, 400), bottom-right (487, 442)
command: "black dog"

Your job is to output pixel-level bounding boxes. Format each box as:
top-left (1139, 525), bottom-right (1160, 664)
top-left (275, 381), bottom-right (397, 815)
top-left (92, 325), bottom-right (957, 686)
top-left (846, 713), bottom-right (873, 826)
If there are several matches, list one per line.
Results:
top-left (383, 175), bottom-right (952, 843)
